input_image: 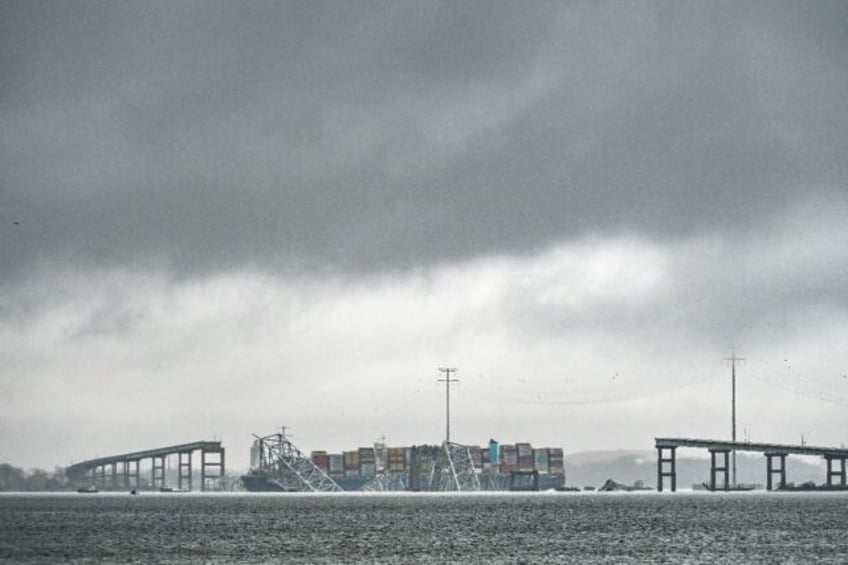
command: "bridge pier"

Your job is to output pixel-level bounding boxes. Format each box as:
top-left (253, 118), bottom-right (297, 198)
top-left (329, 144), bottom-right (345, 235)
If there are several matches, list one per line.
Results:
top-left (709, 449), bottom-right (730, 491)
top-left (765, 452), bottom-right (787, 491)
top-left (825, 455), bottom-right (847, 488)
top-left (128, 459), bottom-right (140, 488)
top-left (178, 451), bottom-right (192, 491)
top-left (152, 455), bottom-right (166, 489)
top-left (201, 448), bottom-right (225, 491)
top-left (656, 446), bottom-right (676, 492)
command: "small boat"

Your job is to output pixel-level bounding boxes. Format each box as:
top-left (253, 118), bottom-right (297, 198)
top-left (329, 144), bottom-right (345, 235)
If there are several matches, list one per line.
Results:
top-left (159, 486), bottom-right (186, 493)
top-left (77, 485), bottom-right (98, 493)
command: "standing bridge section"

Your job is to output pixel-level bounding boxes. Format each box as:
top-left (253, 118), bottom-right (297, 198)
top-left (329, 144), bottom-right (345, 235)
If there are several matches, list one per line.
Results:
top-left (65, 441), bottom-right (225, 491)
top-left (655, 437), bottom-right (848, 492)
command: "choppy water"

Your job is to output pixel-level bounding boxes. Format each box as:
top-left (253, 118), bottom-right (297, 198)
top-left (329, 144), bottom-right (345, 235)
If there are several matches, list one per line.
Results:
top-left (1, 492), bottom-right (847, 563)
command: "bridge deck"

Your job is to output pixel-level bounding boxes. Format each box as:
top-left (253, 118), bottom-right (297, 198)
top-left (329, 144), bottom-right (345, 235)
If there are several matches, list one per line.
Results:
top-left (66, 440), bottom-right (223, 476)
top-left (655, 437), bottom-right (848, 458)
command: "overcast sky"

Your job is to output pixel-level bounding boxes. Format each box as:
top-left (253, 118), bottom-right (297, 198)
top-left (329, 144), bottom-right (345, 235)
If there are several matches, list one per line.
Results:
top-left (2, 1), bottom-right (847, 470)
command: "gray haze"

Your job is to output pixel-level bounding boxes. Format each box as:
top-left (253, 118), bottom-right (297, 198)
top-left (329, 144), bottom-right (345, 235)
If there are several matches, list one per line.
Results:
top-left (1, 1), bottom-right (847, 469)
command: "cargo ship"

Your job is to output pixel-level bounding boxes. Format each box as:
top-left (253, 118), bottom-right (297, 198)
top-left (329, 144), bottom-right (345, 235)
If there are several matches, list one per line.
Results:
top-left (241, 435), bottom-right (566, 492)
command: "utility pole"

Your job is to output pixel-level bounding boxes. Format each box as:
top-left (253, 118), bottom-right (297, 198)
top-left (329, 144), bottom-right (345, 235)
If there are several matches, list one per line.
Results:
top-left (724, 351), bottom-right (745, 487)
top-left (438, 367), bottom-right (458, 444)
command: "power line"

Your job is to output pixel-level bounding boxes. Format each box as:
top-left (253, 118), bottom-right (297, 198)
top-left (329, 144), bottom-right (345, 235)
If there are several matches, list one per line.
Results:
top-left (473, 372), bottom-right (721, 406)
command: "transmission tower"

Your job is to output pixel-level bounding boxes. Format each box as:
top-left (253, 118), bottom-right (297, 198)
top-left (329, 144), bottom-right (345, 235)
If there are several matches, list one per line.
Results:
top-left (724, 350), bottom-right (746, 487)
top-left (438, 367), bottom-right (458, 443)
top-left (428, 367), bottom-right (481, 491)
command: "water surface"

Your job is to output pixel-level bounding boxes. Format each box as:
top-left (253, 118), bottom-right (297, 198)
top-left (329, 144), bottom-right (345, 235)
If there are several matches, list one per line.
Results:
top-left (1, 492), bottom-right (846, 563)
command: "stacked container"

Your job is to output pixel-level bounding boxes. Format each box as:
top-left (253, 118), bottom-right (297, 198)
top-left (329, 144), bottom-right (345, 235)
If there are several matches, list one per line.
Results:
top-left (310, 451), bottom-right (329, 473)
top-left (481, 446), bottom-right (492, 472)
top-left (359, 447), bottom-right (376, 479)
top-left (516, 443), bottom-right (534, 471)
top-left (533, 448), bottom-right (550, 475)
top-left (549, 448), bottom-right (564, 476)
top-left (500, 444), bottom-right (518, 472)
top-left (387, 447), bottom-right (406, 473)
top-left (328, 453), bottom-right (343, 476)
top-left (343, 450), bottom-right (360, 477)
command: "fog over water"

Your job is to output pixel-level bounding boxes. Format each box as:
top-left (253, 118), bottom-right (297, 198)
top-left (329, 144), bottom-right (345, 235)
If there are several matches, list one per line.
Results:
top-left (2, 1), bottom-right (847, 469)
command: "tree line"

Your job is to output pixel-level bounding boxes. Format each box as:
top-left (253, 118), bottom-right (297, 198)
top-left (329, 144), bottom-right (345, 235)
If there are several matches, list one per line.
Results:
top-left (0, 463), bottom-right (68, 491)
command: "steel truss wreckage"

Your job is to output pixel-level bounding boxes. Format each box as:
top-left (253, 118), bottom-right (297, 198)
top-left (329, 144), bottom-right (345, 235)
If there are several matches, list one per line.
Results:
top-left (253, 431), bottom-right (342, 492)
top-left (428, 441), bottom-right (481, 492)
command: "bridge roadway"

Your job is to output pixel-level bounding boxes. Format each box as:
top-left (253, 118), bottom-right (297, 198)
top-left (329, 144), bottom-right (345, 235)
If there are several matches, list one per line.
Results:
top-left (66, 440), bottom-right (225, 491)
top-left (655, 437), bottom-right (848, 492)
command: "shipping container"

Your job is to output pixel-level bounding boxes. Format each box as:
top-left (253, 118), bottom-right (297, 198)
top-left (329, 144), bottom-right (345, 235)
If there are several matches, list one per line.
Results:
top-left (518, 456), bottom-right (534, 472)
top-left (360, 463), bottom-right (376, 478)
top-left (534, 449), bottom-right (550, 474)
top-left (343, 450), bottom-right (360, 471)
top-left (549, 449), bottom-right (564, 475)
top-left (311, 451), bottom-right (329, 471)
top-left (500, 445), bottom-right (517, 461)
top-left (387, 447), bottom-right (406, 472)
top-left (516, 443), bottom-right (533, 458)
top-left (328, 454), bottom-right (343, 474)
top-left (358, 447), bottom-right (376, 464)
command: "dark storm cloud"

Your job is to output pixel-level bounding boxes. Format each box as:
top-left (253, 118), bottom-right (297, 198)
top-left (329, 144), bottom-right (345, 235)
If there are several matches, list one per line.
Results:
top-left (2, 1), bottom-right (847, 281)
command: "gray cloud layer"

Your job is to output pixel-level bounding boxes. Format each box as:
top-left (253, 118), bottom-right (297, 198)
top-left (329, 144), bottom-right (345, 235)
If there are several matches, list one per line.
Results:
top-left (3, 1), bottom-right (847, 281)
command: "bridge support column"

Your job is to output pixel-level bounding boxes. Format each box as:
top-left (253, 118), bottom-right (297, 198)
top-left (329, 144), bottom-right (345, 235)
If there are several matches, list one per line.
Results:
top-left (129, 459), bottom-right (140, 488)
top-left (201, 448), bottom-right (225, 491)
top-left (152, 455), bottom-right (166, 489)
top-left (98, 465), bottom-right (107, 488)
top-left (765, 452), bottom-right (786, 491)
top-left (656, 446), bottom-right (676, 492)
top-left (110, 462), bottom-right (118, 490)
top-left (709, 449), bottom-right (730, 491)
top-left (825, 455), bottom-right (847, 488)
top-left (178, 451), bottom-right (192, 491)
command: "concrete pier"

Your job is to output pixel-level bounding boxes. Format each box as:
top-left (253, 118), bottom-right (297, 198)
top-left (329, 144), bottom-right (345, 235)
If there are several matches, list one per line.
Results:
top-left (709, 449), bottom-right (730, 491)
top-left (200, 447), bottom-right (225, 491)
top-left (765, 452), bottom-right (787, 491)
top-left (825, 455), bottom-right (847, 488)
top-left (656, 446), bottom-right (677, 492)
